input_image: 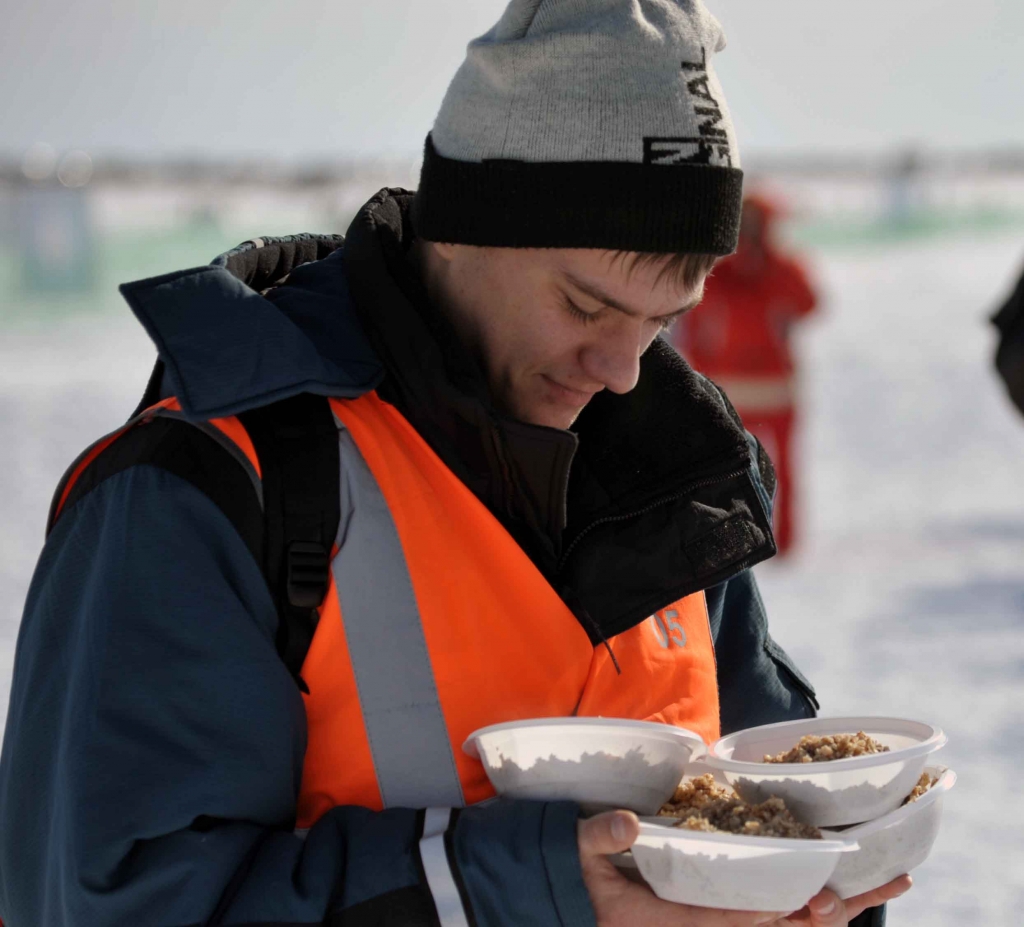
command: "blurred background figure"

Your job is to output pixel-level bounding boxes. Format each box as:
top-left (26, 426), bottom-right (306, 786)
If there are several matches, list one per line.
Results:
top-left (991, 255), bottom-right (1024, 416)
top-left (15, 143), bottom-right (96, 295)
top-left (885, 147), bottom-right (925, 230)
top-left (673, 194), bottom-right (818, 555)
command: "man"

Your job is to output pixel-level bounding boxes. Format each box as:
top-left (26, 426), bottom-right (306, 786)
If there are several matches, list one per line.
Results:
top-left (0, 2), bottom-right (907, 925)
top-left (673, 194), bottom-right (818, 554)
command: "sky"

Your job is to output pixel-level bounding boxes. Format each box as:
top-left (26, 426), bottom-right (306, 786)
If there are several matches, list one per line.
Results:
top-left (1, 0), bottom-right (1023, 161)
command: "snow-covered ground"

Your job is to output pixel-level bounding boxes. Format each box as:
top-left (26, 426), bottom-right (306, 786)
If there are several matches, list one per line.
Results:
top-left (2, 214), bottom-right (1024, 924)
top-left (754, 229), bottom-right (1024, 925)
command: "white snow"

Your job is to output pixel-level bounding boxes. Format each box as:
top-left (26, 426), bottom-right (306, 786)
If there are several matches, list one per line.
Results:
top-left (755, 229), bottom-right (1024, 925)
top-left (2, 207), bottom-right (1024, 924)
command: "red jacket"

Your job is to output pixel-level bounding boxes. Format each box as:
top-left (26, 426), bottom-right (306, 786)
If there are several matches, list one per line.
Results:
top-left (675, 247), bottom-right (817, 380)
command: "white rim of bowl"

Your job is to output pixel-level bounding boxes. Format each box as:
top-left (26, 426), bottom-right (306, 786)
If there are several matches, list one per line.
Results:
top-left (819, 766), bottom-right (956, 838)
top-left (703, 716), bottom-right (946, 774)
top-left (462, 717), bottom-right (706, 758)
top-left (636, 820), bottom-right (858, 853)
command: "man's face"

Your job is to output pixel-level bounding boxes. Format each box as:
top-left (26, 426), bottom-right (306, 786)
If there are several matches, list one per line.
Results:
top-left (421, 244), bottom-right (708, 430)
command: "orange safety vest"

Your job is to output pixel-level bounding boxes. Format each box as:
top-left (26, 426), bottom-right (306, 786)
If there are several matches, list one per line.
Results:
top-left (295, 393), bottom-right (719, 826)
top-left (52, 392), bottom-right (720, 827)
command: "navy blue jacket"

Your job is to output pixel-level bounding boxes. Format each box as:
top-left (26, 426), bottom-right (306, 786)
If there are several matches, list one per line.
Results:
top-left (0, 214), bottom-right (818, 926)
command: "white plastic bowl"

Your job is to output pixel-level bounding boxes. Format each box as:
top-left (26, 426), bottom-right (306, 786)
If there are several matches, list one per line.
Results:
top-left (701, 717), bottom-right (946, 826)
top-left (822, 765), bottom-right (955, 899)
top-left (630, 821), bottom-right (857, 911)
top-left (462, 718), bottom-right (705, 814)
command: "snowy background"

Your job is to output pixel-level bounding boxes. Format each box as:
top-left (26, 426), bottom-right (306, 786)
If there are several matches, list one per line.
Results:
top-left (1, 173), bottom-right (1024, 925)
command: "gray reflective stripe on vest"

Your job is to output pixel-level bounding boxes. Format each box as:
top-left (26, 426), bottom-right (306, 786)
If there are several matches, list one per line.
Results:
top-left (332, 421), bottom-right (465, 809)
top-left (420, 808), bottom-right (471, 927)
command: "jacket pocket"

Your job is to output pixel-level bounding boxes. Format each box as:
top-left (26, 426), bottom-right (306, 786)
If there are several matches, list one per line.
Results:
top-left (764, 636), bottom-right (819, 712)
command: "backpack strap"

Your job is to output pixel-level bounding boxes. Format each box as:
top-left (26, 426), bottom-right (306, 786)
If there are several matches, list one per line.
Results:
top-left (49, 391), bottom-right (341, 691)
top-left (238, 394), bottom-right (341, 690)
top-left (47, 409), bottom-right (264, 569)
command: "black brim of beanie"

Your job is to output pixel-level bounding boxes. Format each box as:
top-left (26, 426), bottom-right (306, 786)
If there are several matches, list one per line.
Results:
top-left (411, 135), bottom-right (743, 255)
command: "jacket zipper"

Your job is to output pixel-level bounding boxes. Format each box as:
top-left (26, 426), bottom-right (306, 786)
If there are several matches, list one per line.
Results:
top-left (557, 467), bottom-right (749, 574)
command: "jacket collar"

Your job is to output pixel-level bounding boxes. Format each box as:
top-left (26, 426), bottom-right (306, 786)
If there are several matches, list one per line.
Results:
top-left (119, 234), bottom-right (384, 421)
top-left (342, 189), bottom-right (578, 567)
top-left (342, 191), bottom-right (776, 591)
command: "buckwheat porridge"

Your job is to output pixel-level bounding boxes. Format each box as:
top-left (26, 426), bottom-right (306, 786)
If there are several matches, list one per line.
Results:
top-left (763, 731), bottom-right (890, 764)
top-left (657, 774), bottom-right (822, 839)
top-left (903, 772), bottom-right (938, 804)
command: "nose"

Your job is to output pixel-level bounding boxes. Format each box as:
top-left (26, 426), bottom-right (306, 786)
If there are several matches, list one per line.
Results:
top-left (579, 325), bottom-right (645, 395)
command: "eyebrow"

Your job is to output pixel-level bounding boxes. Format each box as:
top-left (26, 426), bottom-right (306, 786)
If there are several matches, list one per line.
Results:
top-left (562, 271), bottom-right (703, 322)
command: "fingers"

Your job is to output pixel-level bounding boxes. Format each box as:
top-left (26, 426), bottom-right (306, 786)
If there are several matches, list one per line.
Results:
top-left (871, 874), bottom-right (913, 902)
top-left (803, 889), bottom-right (847, 926)
top-left (577, 810), bottom-right (640, 858)
top-left (576, 812), bottom-right (792, 927)
top-left (803, 875), bottom-right (913, 926)
top-left (841, 874), bottom-right (913, 920)
top-left (753, 914), bottom-right (797, 926)
top-left (577, 818), bottom-right (911, 927)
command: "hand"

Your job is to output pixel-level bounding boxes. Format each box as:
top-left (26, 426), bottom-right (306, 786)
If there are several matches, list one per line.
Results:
top-left (777, 877), bottom-right (912, 925)
top-left (578, 810), bottom-right (913, 927)
top-left (579, 810), bottom-right (795, 926)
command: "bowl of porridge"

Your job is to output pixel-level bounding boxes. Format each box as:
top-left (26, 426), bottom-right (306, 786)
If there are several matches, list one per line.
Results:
top-left (700, 717), bottom-right (946, 826)
top-left (623, 774), bottom-right (858, 910)
top-left (462, 717), bottom-right (706, 814)
top-left (822, 766), bottom-right (955, 898)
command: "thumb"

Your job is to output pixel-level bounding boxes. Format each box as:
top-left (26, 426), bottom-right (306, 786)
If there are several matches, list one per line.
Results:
top-left (577, 810), bottom-right (640, 859)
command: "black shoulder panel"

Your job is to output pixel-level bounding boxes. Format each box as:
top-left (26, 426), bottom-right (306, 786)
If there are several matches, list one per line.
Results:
top-left (51, 393), bottom-right (340, 691)
top-left (53, 416), bottom-right (263, 568)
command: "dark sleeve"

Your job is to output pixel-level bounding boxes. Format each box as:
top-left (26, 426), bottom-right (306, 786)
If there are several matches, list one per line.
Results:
top-left (705, 568), bottom-right (817, 735)
top-left (991, 262), bottom-right (1024, 336)
top-left (0, 465), bottom-right (593, 927)
top-left (851, 904), bottom-right (886, 927)
top-left (992, 262), bottom-right (1024, 415)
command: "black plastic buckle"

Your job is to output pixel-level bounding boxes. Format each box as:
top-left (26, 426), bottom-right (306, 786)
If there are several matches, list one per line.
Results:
top-left (286, 541), bottom-right (330, 609)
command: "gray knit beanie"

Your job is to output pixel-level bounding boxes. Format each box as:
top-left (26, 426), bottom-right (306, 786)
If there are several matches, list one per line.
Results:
top-left (412, 0), bottom-right (743, 255)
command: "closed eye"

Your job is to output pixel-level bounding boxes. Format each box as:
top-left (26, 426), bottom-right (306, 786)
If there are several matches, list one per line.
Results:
top-left (655, 309), bottom-right (688, 332)
top-left (564, 296), bottom-right (600, 325)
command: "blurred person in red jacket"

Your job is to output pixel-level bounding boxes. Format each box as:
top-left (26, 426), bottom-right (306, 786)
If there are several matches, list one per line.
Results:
top-left (674, 193), bottom-right (818, 555)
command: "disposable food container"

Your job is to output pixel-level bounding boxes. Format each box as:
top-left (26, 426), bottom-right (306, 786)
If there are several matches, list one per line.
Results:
top-left (629, 820), bottom-right (857, 911)
top-left (700, 716), bottom-right (946, 827)
top-left (462, 717), bottom-right (705, 815)
top-left (822, 766), bottom-right (955, 899)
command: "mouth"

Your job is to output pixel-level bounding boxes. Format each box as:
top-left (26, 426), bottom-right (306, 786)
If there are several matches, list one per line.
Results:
top-left (541, 375), bottom-right (600, 407)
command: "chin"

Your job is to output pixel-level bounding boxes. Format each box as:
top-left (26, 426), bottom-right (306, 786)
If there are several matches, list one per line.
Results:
top-left (525, 407), bottom-right (582, 431)
top-left (507, 389), bottom-right (586, 430)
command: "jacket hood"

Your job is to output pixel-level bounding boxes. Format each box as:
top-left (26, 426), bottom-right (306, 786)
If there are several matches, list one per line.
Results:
top-left (119, 234), bottom-right (384, 421)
